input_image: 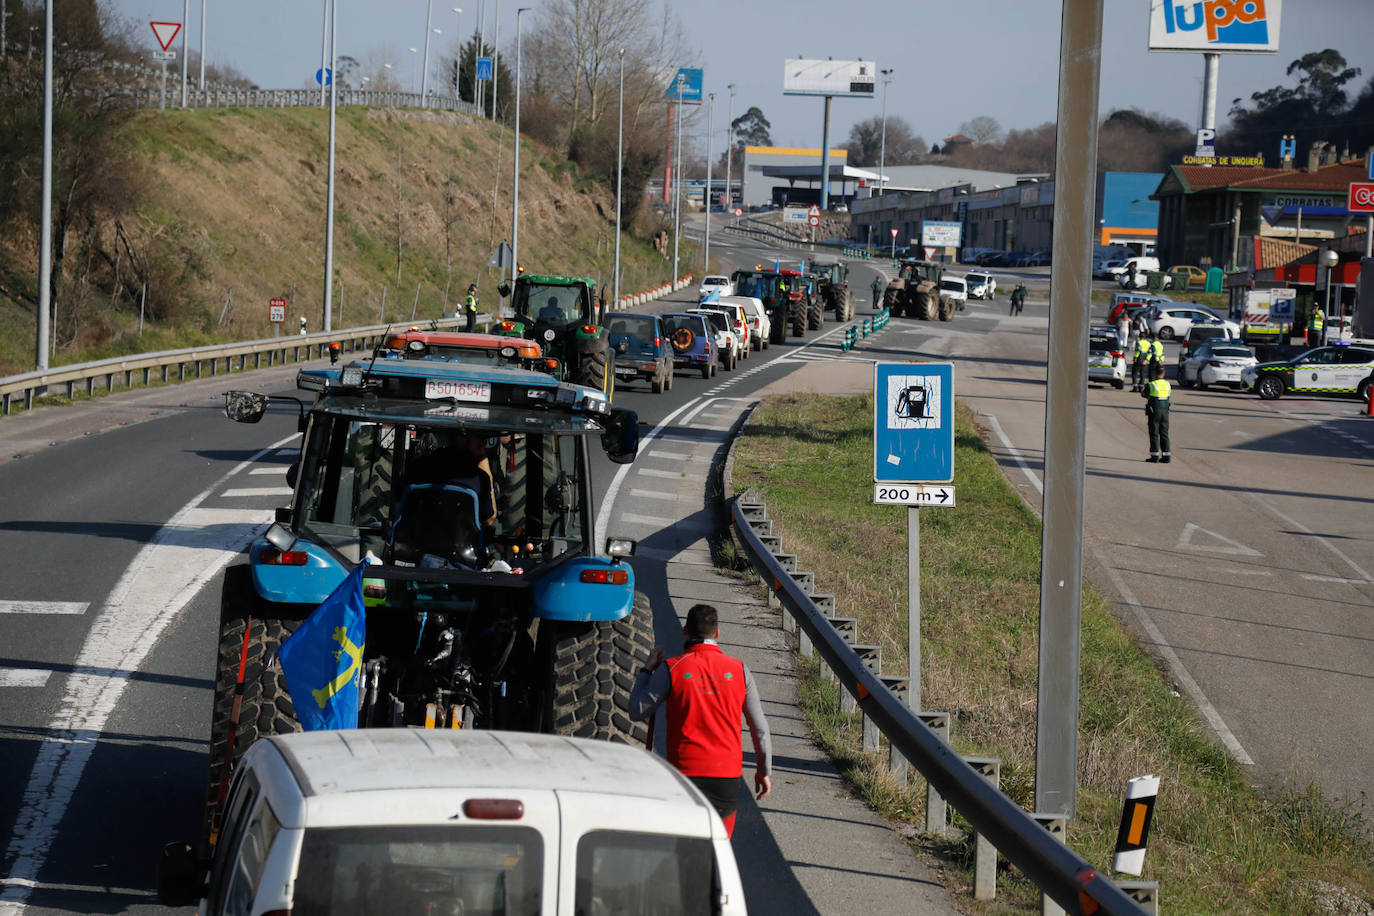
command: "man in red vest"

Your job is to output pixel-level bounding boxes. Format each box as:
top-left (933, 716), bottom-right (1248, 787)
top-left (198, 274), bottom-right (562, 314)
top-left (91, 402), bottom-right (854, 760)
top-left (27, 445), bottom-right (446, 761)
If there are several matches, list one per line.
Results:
top-left (630, 604), bottom-right (772, 837)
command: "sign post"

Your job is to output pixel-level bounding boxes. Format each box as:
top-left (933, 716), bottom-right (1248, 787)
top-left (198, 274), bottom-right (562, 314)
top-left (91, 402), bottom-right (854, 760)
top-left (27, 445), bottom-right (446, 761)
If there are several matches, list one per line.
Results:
top-left (269, 297), bottom-right (286, 338)
top-left (890, 227), bottom-right (898, 259)
top-left (873, 361), bottom-right (955, 722)
top-left (149, 22), bottom-right (181, 111)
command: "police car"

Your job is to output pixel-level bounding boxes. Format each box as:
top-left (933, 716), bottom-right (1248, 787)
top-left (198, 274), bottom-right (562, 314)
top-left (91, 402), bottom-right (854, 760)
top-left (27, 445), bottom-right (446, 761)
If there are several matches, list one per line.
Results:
top-left (158, 729), bottom-right (747, 915)
top-left (1241, 343), bottom-right (1374, 401)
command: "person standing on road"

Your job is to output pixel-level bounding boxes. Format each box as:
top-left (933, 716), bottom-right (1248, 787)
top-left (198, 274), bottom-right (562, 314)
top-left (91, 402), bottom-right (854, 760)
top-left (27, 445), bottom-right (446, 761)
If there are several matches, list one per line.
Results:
top-left (463, 284), bottom-right (479, 332)
top-left (1009, 282), bottom-right (1026, 316)
top-left (1142, 364), bottom-right (1172, 463)
top-left (630, 603), bottom-right (772, 838)
top-left (1308, 303), bottom-right (1324, 348)
top-left (871, 275), bottom-right (884, 309)
top-left (1149, 331), bottom-right (1165, 378)
top-left (1132, 332), bottom-right (1152, 391)
top-left (1116, 312), bottom-right (1130, 351)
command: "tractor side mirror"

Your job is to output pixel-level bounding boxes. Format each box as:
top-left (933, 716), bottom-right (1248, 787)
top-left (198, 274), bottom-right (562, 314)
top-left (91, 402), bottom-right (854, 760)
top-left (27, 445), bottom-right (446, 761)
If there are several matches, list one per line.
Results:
top-left (156, 841), bottom-right (205, 906)
top-left (223, 390), bottom-right (269, 423)
top-left (498, 281), bottom-right (511, 298)
top-left (615, 338), bottom-right (628, 355)
top-left (601, 408), bottom-right (639, 464)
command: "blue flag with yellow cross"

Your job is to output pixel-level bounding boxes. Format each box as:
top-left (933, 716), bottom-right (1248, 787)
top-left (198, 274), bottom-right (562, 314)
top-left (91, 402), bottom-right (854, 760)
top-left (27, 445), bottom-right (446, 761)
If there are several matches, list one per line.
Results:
top-left (278, 559), bottom-right (368, 730)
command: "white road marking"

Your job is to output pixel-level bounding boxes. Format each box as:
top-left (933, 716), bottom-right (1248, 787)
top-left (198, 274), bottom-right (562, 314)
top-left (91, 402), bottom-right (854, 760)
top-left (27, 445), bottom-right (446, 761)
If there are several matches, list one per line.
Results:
top-left (982, 413), bottom-right (1254, 766)
top-left (221, 487), bottom-right (294, 498)
top-left (595, 398), bottom-right (704, 546)
top-left (1175, 522), bottom-right (1262, 557)
top-left (0, 601), bottom-right (88, 615)
top-left (636, 468), bottom-right (684, 479)
top-left (1251, 494), bottom-right (1374, 585)
top-left (0, 437), bottom-right (297, 915)
top-left (248, 466), bottom-right (284, 475)
top-left (648, 449), bottom-right (692, 460)
top-left (627, 488), bottom-right (674, 500)
top-left (621, 512), bottom-right (673, 526)
top-left (0, 669), bottom-right (51, 688)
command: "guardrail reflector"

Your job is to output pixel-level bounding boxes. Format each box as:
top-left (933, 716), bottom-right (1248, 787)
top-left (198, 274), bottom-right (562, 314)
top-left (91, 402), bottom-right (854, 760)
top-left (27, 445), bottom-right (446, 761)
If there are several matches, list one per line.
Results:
top-left (1112, 774), bottom-right (1159, 876)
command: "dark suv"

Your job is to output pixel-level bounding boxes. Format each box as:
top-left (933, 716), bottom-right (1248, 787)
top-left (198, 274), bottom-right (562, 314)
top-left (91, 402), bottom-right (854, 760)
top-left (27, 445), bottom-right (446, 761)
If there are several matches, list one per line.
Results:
top-left (603, 312), bottom-right (673, 393)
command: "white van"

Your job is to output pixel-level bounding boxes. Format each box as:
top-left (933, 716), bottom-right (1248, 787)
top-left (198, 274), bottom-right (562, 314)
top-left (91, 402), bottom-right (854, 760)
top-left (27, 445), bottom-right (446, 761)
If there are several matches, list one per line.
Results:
top-left (1117, 256), bottom-right (1171, 289)
top-left (158, 729), bottom-right (747, 915)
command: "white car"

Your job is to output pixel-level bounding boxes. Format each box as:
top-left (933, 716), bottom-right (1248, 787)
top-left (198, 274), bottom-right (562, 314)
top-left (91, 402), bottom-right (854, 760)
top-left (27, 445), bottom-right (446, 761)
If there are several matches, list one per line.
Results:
top-left (1095, 260), bottom-right (1126, 280)
top-left (964, 270), bottom-right (996, 300)
top-left (688, 307), bottom-right (742, 370)
top-left (710, 297), bottom-right (755, 354)
top-left (1178, 342), bottom-right (1257, 390)
top-left (1088, 325), bottom-right (1127, 389)
top-left (939, 276), bottom-right (968, 307)
top-left (721, 294), bottom-right (770, 350)
top-left (1117, 256), bottom-right (1173, 290)
top-left (157, 729), bottom-right (746, 916)
top-left (1149, 305), bottom-right (1240, 341)
top-left (697, 274), bottom-right (734, 301)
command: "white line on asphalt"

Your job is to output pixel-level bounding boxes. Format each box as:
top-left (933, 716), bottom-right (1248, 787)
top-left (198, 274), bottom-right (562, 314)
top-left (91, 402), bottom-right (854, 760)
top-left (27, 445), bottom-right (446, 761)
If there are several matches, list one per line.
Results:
top-left (1300, 574), bottom-right (1372, 585)
top-left (647, 449), bottom-right (690, 460)
top-left (0, 669), bottom-right (51, 688)
top-left (621, 513), bottom-right (673, 526)
top-left (0, 432), bottom-right (298, 916)
top-left (0, 601), bottom-right (88, 615)
top-left (982, 413), bottom-right (1255, 766)
top-left (247, 466), bottom-right (285, 475)
top-left (636, 468), bottom-right (684, 479)
top-left (1251, 494), bottom-right (1374, 584)
top-left (221, 487), bottom-right (294, 498)
top-left (595, 398), bottom-right (703, 546)
top-left (627, 488), bottom-right (674, 500)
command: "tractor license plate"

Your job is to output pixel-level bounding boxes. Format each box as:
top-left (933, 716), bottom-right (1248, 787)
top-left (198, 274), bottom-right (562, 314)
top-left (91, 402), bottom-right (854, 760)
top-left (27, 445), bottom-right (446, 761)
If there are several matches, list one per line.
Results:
top-left (424, 379), bottom-right (491, 402)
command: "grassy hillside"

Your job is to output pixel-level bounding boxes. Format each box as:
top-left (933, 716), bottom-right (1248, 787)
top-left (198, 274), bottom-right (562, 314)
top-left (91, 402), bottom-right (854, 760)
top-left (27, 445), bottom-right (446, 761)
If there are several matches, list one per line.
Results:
top-left (0, 105), bottom-right (687, 376)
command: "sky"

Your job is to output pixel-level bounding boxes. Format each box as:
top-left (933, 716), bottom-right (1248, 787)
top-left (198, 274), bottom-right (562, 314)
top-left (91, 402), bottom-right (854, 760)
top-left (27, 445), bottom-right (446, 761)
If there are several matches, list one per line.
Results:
top-left (104, 0), bottom-right (1374, 158)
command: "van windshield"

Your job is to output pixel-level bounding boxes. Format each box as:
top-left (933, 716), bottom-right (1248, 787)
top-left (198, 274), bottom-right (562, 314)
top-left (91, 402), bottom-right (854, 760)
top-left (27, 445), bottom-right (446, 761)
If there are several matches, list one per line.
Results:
top-left (292, 825), bottom-right (543, 916)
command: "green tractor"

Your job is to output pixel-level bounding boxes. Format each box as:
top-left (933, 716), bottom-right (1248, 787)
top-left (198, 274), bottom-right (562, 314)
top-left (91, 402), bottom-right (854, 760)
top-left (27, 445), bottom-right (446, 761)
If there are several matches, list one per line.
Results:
top-left (809, 256), bottom-right (855, 322)
top-left (496, 274), bottom-right (618, 395)
top-left (883, 259), bottom-right (951, 321)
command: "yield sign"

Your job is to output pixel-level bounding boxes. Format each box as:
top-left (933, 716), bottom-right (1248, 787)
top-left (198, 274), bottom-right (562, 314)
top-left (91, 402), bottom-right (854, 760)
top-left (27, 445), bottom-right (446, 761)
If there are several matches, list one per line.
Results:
top-left (150, 21), bottom-right (181, 51)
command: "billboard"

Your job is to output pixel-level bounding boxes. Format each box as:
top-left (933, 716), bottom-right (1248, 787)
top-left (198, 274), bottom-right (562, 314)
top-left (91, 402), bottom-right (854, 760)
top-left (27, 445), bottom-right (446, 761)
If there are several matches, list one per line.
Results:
top-left (1148, 0), bottom-right (1281, 54)
top-left (783, 59), bottom-right (876, 97)
top-left (663, 67), bottom-right (703, 104)
top-left (921, 221), bottom-right (962, 248)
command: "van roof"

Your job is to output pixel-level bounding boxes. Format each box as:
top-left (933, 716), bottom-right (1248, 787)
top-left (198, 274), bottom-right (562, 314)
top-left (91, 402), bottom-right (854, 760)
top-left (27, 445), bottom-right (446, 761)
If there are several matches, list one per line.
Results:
top-left (267, 729), bottom-right (704, 805)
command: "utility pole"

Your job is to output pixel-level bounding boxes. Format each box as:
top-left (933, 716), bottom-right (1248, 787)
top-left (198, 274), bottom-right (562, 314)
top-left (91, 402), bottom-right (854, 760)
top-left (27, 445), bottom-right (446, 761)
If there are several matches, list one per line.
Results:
top-left (511, 8), bottom-right (529, 277)
top-left (879, 68), bottom-right (894, 196)
top-left (421, 0), bottom-right (433, 103)
top-left (724, 83), bottom-right (736, 216)
top-left (199, 0), bottom-right (206, 90)
top-left (451, 8), bottom-right (462, 97)
top-left (672, 74), bottom-right (685, 286)
top-left (491, 0), bottom-right (501, 117)
top-left (320, 0), bottom-right (328, 106)
top-left (704, 92), bottom-right (714, 274)
top-left (475, 0), bottom-right (485, 113)
top-left (613, 49), bottom-right (625, 307)
top-left (180, 0), bottom-right (189, 105)
top-left (322, 0), bottom-right (339, 333)
top-left (36, 0), bottom-right (53, 369)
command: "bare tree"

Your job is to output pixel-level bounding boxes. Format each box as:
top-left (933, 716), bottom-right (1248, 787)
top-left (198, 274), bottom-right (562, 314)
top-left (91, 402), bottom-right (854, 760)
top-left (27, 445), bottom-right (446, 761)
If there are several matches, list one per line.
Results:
top-left (842, 115), bottom-right (925, 166)
top-left (958, 115), bottom-right (1002, 145)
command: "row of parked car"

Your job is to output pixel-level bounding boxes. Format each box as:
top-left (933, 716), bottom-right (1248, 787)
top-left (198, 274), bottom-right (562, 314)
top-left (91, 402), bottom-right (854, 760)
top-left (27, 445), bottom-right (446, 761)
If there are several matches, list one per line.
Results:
top-left (963, 249), bottom-right (1052, 268)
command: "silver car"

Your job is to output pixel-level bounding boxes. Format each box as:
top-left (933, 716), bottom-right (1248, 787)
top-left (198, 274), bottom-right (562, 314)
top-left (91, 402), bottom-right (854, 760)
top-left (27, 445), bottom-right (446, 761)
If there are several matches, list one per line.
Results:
top-left (1178, 342), bottom-right (1256, 390)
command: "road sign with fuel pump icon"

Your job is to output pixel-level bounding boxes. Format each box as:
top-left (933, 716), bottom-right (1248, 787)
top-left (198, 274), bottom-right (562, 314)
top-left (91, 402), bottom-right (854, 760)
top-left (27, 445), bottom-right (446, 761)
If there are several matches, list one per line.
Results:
top-left (873, 362), bottom-right (954, 484)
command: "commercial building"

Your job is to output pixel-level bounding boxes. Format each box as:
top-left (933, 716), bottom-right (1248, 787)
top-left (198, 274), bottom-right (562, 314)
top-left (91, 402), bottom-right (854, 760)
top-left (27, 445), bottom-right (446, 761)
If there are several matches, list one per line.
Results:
top-left (739, 146), bottom-right (851, 209)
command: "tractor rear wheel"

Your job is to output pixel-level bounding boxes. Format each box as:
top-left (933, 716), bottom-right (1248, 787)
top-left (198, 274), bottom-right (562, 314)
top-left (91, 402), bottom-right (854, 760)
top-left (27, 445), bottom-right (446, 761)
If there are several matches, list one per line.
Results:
top-left (576, 348), bottom-right (611, 394)
top-left (938, 296), bottom-right (955, 321)
top-left (544, 591), bottom-right (653, 746)
top-left (915, 291), bottom-right (936, 321)
top-left (790, 303), bottom-right (806, 337)
top-left (769, 315), bottom-right (786, 345)
top-left (808, 299), bottom-right (823, 330)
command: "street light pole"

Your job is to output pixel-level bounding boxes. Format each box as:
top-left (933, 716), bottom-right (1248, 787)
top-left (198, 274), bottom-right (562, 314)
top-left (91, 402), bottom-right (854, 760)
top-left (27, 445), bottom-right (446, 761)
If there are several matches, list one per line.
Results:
top-left (421, 0), bottom-right (433, 104)
top-left (198, 0), bottom-right (206, 90)
top-left (878, 68), bottom-right (893, 196)
top-left (323, 0), bottom-right (339, 333)
top-left (36, 0), bottom-right (53, 369)
top-left (672, 74), bottom-right (684, 287)
top-left (724, 83), bottom-right (736, 216)
top-left (180, 0), bottom-right (189, 106)
top-left (613, 48), bottom-right (625, 308)
top-left (511, 7), bottom-right (529, 282)
top-left (408, 47), bottom-right (419, 94)
top-left (452, 8), bottom-right (462, 98)
top-left (704, 92), bottom-right (714, 275)
top-left (475, 0), bottom-right (485, 113)
top-left (320, 0), bottom-right (328, 105)
top-left (491, 0), bottom-right (501, 118)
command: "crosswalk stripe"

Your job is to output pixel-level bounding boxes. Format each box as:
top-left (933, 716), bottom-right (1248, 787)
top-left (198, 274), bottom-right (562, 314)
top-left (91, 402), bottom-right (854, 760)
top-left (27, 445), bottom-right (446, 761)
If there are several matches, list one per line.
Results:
top-left (627, 488), bottom-right (673, 500)
top-left (0, 669), bottom-right (52, 688)
top-left (0, 601), bottom-right (89, 615)
top-left (621, 512), bottom-right (672, 525)
top-left (221, 487), bottom-right (294, 498)
top-left (636, 468), bottom-right (684, 479)
top-left (248, 467), bottom-right (285, 475)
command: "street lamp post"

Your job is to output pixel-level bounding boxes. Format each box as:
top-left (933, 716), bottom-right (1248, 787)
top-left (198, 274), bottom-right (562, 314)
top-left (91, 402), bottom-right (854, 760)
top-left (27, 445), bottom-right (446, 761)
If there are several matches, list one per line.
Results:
top-left (704, 92), bottom-right (714, 275)
top-left (724, 83), bottom-right (736, 217)
top-left (491, 0), bottom-right (501, 118)
top-left (1319, 248), bottom-right (1339, 345)
top-left (320, 0), bottom-right (329, 105)
top-left (475, 0), bottom-right (485, 113)
top-left (199, 0), bottom-right (206, 91)
top-left (613, 48), bottom-right (625, 308)
top-left (672, 74), bottom-right (684, 287)
top-left (322, 0), bottom-right (339, 333)
top-left (451, 8), bottom-right (462, 98)
top-left (180, 0), bottom-right (189, 105)
top-left (408, 47), bottom-right (419, 95)
top-left (36, 0), bottom-right (53, 368)
top-left (878, 68), bottom-right (893, 196)
top-left (421, 0), bottom-right (433, 104)
top-left (511, 7), bottom-right (529, 285)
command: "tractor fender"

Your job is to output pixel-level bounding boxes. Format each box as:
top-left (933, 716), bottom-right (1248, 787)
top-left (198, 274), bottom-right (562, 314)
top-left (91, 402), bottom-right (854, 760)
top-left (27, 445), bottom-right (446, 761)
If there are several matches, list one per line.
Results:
top-left (532, 557), bottom-right (636, 621)
top-left (248, 538), bottom-right (350, 605)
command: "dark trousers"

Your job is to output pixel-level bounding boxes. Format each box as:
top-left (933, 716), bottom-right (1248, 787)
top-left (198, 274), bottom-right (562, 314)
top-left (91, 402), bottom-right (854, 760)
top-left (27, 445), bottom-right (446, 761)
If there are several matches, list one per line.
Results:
top-left (465, 309), bottom-right (476, 332)
top-left (1147, 400), bottom-right (1170, 458)
top-left (1132, 358), bottom-right (1147, 389)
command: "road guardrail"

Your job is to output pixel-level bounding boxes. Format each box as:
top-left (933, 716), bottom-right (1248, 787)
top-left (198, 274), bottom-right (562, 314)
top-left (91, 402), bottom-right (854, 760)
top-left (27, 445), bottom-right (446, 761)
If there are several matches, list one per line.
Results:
top-left (729, 492), bottom-right (1154, 915)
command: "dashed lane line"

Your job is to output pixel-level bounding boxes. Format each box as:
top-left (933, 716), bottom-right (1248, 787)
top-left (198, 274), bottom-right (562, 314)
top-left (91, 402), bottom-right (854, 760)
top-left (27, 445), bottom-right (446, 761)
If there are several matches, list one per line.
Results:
top-left (220, 486), bottom-right (294, 498)
top-left (0, 602), bottom-right (88, 615)
top-left (0, 670), bottom-right (51, 688)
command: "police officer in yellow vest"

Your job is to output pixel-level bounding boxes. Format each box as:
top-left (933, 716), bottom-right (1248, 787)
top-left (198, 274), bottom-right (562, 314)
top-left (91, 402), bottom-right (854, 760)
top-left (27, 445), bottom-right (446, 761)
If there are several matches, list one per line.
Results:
top-left (1132, 333), bottom-right (1152, 391)
top-left (464, 284), bottom-right (479, 332)
top-left (1308, 303), bottom-right (1324, 347)
top-left (1149, 333), bottom-right (1165, 376)
top-left (1142, 364), bottom-right (1171, 463)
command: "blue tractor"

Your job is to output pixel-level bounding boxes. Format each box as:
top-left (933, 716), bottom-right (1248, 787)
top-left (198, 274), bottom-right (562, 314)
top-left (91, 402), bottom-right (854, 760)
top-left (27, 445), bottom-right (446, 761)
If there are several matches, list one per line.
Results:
top-left (209, 356), bottom-right (647, 849)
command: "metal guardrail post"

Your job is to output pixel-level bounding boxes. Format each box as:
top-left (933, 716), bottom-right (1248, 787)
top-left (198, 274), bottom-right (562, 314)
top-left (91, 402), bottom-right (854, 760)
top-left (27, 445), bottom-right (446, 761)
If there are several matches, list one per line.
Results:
top-left (966, 756), bottom-right (1003, 900)
top-left (919, 711), bottom-right (951, 830)
top-left (1034, 814), bottom-right (1069, 916)
top-left (1115, 882), bottom-right (1159, 914)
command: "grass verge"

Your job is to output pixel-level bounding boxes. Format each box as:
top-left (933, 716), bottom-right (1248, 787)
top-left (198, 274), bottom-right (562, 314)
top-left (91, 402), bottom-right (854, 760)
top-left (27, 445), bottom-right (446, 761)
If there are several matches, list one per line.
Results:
top-left (731, 392), bottom-right (1372, 914)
